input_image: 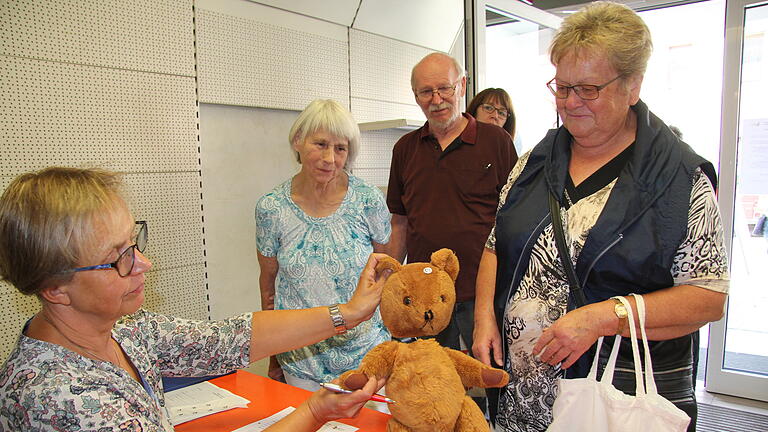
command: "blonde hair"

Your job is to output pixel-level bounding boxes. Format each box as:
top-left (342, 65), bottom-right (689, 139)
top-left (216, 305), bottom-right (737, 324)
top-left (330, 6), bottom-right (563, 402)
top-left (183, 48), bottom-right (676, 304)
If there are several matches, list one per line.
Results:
top-left (549, 1), bottom-right (652, 78)
top-left (0, 167), bottom-right (124, 295)
top-left (289, 99), bottom-right (360, 169)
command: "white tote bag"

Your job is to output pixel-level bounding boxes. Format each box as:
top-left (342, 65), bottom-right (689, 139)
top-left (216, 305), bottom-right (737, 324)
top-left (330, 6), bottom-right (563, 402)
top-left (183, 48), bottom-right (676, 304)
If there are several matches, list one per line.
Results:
top-left (547, 294), bottom-right (691, 432)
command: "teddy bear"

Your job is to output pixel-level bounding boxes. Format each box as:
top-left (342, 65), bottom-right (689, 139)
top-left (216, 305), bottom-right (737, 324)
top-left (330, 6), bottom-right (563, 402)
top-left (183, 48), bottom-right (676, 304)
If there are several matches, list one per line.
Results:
top-left (340, 248), bottom-right (509, 432)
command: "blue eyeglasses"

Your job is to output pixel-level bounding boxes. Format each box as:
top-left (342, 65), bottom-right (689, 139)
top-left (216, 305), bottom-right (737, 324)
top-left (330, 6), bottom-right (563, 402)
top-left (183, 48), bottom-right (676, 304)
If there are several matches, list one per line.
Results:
top-left (66, 221), bottom-right (148, 277)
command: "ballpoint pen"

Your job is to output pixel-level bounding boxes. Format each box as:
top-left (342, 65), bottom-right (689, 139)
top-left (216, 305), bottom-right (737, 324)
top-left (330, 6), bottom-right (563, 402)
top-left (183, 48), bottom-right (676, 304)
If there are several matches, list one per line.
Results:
top-left (319, 382), bottom-right (397, 404)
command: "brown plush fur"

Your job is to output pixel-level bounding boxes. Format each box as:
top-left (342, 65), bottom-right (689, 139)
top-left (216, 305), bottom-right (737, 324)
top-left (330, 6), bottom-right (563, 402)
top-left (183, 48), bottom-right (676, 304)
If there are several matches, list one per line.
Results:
top-left (341, 249), bottom-right (509, 431)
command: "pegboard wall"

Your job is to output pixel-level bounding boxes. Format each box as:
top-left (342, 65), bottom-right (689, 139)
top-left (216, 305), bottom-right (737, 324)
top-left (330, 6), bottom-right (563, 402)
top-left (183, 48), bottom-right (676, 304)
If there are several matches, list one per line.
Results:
top-left (348, 29), bottom-right (433, 188)
top-left (0, 0), bottom-right (206, 361)
top-left (196, 9), bottom-right (349, 110)
top-left (0, 0), bottom-right (195, 76)
top-left (353, 128), bottom-right (412, 188)
top-left (349, 28), bottom-right (434, 115)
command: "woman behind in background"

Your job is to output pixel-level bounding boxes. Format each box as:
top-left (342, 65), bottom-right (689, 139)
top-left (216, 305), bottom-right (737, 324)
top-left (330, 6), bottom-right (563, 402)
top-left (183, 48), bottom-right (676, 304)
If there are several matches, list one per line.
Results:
top-left (255, 99), bottom-right (391, 391)
top-left (467, 87), bottom-right (517, 140)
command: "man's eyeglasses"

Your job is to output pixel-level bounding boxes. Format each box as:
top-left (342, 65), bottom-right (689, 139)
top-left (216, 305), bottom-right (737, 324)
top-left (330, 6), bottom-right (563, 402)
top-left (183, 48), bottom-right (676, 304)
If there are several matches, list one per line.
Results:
top-left (479, 103), bottom-right (509, 118)
top-left (414, 80), bottom-right (461, 102)
top-left (66, 221), bottom-right (148, 277)
top-left (546, 75), bottom-right (623, 100)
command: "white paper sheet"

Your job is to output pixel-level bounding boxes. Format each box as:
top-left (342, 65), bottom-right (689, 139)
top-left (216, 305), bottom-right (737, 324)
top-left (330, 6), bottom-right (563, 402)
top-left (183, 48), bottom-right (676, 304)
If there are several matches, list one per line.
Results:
top-left (230, 406), bottom-right (359, 432)
top-left (164, 380), bottom-right (250, 426)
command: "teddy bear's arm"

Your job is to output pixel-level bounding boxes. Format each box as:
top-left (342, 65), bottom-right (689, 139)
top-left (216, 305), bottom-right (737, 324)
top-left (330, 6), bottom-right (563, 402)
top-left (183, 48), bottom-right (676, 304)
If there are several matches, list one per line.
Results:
top-left (443, 347), bottom-right (509, 389)
top-left (339, 341), bottom-right (399, 390)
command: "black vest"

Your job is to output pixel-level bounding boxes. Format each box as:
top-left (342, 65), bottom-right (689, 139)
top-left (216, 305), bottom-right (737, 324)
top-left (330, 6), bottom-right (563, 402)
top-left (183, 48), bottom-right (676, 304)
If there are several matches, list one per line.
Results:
top-left (493, 99), bottom-right (717, 381)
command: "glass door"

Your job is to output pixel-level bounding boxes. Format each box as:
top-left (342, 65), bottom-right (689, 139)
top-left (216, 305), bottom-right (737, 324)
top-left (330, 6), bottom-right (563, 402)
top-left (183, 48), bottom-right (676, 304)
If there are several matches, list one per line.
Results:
top-left (469, 0), bottom-right (562, 153)
top-left (707, 0), bottom-right (768, 401)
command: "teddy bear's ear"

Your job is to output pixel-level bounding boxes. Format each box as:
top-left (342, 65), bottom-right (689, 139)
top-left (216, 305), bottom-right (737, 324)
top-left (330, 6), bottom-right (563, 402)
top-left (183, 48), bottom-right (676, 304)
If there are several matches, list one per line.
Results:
top-left (430, 248), bottom-right (459, 282)
top-left (375, 255), bottom-right (402, 274)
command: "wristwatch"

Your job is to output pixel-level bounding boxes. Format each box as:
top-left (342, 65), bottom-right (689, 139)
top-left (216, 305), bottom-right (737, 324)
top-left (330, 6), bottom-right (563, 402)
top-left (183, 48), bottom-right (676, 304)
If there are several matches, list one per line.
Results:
top-left (328, 304), bottom-right (347, 335)
top-left (613, 298), bottom-right (628, 335)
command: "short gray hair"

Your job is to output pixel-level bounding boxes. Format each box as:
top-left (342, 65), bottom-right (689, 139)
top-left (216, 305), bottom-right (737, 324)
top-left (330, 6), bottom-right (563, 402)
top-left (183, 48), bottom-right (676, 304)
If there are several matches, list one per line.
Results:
top-left (289, 99), bottom-right (360, 169)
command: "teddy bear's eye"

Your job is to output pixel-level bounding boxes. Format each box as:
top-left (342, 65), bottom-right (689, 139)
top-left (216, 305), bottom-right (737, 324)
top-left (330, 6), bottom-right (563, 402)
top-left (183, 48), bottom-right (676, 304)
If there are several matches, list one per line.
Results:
top-left (440, 295), bottom-right (446, 302)
top-left (403, 296), bottom-right (412, 306)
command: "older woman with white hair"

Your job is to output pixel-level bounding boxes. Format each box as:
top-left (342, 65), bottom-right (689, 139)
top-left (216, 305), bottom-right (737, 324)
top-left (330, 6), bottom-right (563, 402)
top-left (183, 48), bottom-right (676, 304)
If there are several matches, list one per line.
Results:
top-left (256, 99), bottom-right (391, 391)
top-left (473, 2), bottom-right (729, 431)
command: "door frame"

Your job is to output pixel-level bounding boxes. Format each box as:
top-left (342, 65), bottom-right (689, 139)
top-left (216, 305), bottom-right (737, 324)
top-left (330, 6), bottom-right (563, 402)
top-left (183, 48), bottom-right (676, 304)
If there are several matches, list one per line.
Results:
top-left (705, 0), bottom-right (768, 401)
top-left (464, 0), bottom-right (561, 99)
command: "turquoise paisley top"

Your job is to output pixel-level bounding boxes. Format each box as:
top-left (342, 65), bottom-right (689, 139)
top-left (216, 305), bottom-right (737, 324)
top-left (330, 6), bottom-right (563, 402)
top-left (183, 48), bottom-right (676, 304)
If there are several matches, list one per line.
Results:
top-left (255, 175), bottom-right (391, 383)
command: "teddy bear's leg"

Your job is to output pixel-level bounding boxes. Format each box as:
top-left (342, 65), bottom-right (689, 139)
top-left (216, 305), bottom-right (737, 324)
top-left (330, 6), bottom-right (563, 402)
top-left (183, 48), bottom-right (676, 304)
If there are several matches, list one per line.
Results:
top-left (454, 395), bottom-right (491, 432)
top-left (387, 417), bottom-right (413, 432)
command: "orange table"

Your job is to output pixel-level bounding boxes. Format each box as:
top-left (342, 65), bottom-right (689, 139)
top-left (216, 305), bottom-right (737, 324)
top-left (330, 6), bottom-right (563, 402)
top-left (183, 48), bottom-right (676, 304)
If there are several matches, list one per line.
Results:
top-left (174, 370), bottom-right (390, 431)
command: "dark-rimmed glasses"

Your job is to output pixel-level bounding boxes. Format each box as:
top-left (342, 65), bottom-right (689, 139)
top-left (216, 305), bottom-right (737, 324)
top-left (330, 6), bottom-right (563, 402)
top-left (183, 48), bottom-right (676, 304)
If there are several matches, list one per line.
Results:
top-left (414, 79), bottom-right (461, 102)
top-left (66, 221), bottom-right (148, 277)
top-left (479, 103), bottom-right (509, 118)
top-left (546, 75), bottom-right (623, 100)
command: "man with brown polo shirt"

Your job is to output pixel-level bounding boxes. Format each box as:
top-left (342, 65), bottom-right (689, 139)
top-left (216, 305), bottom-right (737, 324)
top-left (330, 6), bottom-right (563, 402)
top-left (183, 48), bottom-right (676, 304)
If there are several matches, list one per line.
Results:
top-left (386, 52), bottom-right (518, 363)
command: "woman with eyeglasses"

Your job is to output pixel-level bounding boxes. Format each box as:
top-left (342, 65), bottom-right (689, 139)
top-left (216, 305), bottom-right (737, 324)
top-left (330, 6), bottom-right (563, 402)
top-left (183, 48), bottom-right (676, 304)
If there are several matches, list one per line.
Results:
top-left (0, 167), bottom-right (389, 431)
top-left (472, 2), bottom-right (728, 431)
top-left (466, 88), bottom-right (516, 140)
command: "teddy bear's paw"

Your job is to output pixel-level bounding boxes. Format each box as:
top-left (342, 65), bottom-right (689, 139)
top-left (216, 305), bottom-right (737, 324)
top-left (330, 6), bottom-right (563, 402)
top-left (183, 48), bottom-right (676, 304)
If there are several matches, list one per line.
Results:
top-left (481, 369), bottom-right (509, 387)
top-left (343, 372), bottom-right (370, 390)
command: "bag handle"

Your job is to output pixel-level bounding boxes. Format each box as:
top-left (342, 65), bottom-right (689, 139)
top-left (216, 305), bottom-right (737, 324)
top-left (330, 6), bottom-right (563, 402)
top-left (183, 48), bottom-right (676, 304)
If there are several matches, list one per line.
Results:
top-left (600, 296), bottom-right (645, 396)
top-left (631, 293), bottom-right (658, 395)
top-left (548, 191), bottom-right (587, 308)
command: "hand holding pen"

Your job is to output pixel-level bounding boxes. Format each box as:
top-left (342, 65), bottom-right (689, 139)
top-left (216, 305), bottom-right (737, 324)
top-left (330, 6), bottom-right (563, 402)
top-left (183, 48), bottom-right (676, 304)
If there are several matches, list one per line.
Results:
top-left (320, 382), bottom-right (396, 404)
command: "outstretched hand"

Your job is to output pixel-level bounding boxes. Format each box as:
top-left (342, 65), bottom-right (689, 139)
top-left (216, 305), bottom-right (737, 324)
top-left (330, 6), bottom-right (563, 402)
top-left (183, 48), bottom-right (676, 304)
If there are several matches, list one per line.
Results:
top-left (306, 376), bottom-right (386, 423)
top-left (343, 253), bottom-right (394, 328)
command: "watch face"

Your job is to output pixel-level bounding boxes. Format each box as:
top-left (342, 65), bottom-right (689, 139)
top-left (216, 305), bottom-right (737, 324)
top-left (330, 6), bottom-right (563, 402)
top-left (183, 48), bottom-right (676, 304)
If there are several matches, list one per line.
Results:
top-left (614, 302), bottom-right (628, 318)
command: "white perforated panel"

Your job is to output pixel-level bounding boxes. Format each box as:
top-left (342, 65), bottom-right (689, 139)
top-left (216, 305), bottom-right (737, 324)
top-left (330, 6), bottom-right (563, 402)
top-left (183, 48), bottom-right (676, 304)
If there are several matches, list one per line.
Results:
top-left (351, 97), bottom-right (426, 124)
top-left (353, 129), bottom-right (410, 187)
top-left (350, 29), bottom-right (435, 104)
top-left (0, 0), bottom-right (195, 76)
top-left (0, 56), bottom-right (198, 174)
top-left (0, 282), bottom-right (39, 357)
top-left (196, 9), bottom-right (349, 110)
top-left (0, 0), bottom-right (205, 362)
top-left (124, 173), bottom-right (205, 271)
top-left (143, 264), bottom-right (208, 319)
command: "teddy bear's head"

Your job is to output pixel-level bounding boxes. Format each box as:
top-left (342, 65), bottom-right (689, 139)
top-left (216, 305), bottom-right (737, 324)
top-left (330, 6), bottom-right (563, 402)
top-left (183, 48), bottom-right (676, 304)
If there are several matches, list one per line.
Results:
top-left (375, 248), bottom-right (459, 338)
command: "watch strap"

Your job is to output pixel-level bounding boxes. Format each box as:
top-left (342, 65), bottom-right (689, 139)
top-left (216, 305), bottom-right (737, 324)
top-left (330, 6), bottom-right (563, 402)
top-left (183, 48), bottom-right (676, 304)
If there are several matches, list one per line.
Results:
top-left (328, 304), bottom-right (347, 335)
top-left (613, 297), bottom-right (629, 335)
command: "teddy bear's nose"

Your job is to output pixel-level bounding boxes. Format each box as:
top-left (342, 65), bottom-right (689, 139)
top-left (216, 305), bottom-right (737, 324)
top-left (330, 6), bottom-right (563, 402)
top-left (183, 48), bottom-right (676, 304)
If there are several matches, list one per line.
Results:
top-left (424, 310), bottom-right (434, 322)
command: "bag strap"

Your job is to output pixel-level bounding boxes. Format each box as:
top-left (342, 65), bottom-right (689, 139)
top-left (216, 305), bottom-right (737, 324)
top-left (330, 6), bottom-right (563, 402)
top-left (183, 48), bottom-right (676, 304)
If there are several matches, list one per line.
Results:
top-left (631, 293), bottom-right (658, 395)
top-left (603, 296), bottom-right (645, 396)
top-left (548, 191), bottom-right (587, 308)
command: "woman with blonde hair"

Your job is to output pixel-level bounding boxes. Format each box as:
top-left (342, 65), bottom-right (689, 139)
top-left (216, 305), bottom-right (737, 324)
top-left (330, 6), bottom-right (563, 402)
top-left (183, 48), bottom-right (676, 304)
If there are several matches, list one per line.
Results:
top-left (473, 2), bottom-right (728, 430)
top-left (0, 166), bottom-right (390, 431)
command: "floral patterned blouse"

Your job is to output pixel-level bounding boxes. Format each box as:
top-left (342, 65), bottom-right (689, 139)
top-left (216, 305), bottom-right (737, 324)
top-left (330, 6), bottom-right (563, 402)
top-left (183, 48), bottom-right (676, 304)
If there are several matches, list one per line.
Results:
top-left (255, 175), bottom-right (391, 383)
top-left (0, 309), bottom-right (252, 432)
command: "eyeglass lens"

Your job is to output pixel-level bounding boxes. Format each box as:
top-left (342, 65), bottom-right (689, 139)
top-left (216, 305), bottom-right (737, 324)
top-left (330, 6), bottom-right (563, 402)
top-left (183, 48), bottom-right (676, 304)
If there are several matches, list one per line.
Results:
top-left (482, 104), bottom-right (508, 117)
top-left (116, 222), bottom-right (148, 276)
top-left (548, 82), bottom-right (600, 100)
top-left (416, 84), bottom-right (456, 101)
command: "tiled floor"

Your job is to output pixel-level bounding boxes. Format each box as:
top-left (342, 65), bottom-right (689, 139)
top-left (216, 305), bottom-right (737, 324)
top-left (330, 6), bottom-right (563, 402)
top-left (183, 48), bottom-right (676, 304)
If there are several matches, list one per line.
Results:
top-left (697, 380), bottom-right (768, 416)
